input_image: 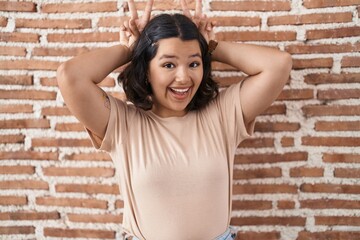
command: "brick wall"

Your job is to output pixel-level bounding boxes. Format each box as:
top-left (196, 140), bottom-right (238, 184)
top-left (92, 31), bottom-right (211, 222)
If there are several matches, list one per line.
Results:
top-left (0, 0), bottom-right (359, 239)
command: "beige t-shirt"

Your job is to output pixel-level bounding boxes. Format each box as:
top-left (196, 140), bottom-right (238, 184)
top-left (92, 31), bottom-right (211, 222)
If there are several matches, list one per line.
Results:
top-left (87, 81), bottom-right (254, 240)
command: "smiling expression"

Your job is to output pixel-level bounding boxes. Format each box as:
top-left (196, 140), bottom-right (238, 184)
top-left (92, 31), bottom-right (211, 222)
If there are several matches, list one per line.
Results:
top-left (147, 37), bottom-right (204, 118)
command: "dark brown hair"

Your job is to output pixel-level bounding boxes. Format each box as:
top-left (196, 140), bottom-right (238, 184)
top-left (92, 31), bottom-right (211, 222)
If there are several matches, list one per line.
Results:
top-left (118, 13), bottom-right (218, 111)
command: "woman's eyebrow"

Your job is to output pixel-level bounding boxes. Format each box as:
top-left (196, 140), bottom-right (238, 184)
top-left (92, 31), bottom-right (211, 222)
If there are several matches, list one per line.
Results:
top-left (159, 53), bottom-right (201, 60)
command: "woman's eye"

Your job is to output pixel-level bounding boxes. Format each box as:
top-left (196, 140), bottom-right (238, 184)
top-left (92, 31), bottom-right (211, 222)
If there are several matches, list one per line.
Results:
top-left (163, 63), bottom-right (175, 69)
top-left (190, 62), bottom-right (201, 68)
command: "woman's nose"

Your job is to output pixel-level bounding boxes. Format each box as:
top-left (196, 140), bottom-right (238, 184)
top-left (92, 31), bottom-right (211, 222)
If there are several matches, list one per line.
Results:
top-left (175, 67), bottom-right (190, 83)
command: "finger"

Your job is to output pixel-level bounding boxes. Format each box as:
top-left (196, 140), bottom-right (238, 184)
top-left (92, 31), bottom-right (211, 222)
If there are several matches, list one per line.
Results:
top-left (141, 0), bottom-right (153, 23)
top-left (127, 0), bottom-right (139, 19)
top-left (128, 19), bottom-right (141, 38)
top-left (120, 25), bottom-right (129, 44)
top-left (195, 0), bottom-right (202, 18)
top-left (181, 0), bottom-right (191, 18)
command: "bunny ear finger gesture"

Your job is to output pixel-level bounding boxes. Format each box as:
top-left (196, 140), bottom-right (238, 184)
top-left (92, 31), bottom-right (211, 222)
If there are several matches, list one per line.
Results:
top-left (181, 0), bottom-right (216, 43)
top-left (181, 0), bottom-right (202, 27)
top-left (127, 0), bottom-right (154, 32)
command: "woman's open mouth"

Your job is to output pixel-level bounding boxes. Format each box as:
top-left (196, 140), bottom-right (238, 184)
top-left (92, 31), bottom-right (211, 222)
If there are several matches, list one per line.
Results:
top-left (168, 87), bottom-right (191, 99)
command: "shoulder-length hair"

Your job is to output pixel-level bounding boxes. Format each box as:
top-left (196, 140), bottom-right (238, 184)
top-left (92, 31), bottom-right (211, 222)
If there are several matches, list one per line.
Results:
top-left (118, 13), bottom-right (218, 111)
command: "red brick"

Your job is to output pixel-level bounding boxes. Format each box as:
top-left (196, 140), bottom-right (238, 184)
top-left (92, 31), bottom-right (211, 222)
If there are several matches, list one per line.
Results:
top-left (0, 32), bottom-right (39, 42)
top-left (0, 119), bottom-right (50, 129)
top-left (234, 167), bottom-right (282, 179)
top-left (40, 77), bottom-right (57, 86)
top-left (235, 152), bottom-right (308, 164)
top-left (231, 216), bottom-right (305, 226)
top-left (44, 228), bottom-right (115, 239)
top-left (217, 31), bottom-right (296, 42)
top-left (0, 75), bottom-right (32, 85)
top-left (41, 2), bottom-right (117, 13)
top-left (303, 0), bottom-right (360, 8)
top-left (281, 137), bottom-right (294, 147)
top-left (315, 121), bottom-right (360, 131)
top-left (55, 123), bottom-right (84, 132)
top-left (277, 200), bottom-right (295, 209)
top-left (0, 104), bottom-right (33, 113)
top-left (0, 16), bottom-right (7, 27)
top-left (0, 90), bottom-right (56, 100)
top-left (0, 2), bottom-right (36, 12)
top-left (261, 104), bottom-right (286, 115)
top-left (307, 26), bottom-right (360, 40)
top-left (304, 73), bottom-right (360, 84)
top-left (316, 216), bottom-right (360, 226)
top-left (302, 105), bottom-right (360, 117)
top-left (97, 16), bottom-right (129, 27)
top-left (0, 166), bottom-right (35, 175)
top-left (236, 231), bottom-right (280, 240)
top-left (292, 58), bottom-right (333, 69)
top-left (36, 196), bottom-right (108, 209)
top-left (301, 199), bottom-right (360, 209)
top-left (16, 19), bottom-right (91, 29)
top-left (32, 138), bottom-right (92, 147)
top-left (55, 183), bottom-right (119, 194)
top-left (0, 151), bottom-right (58, 161)
top-left (0, 46), bottom-right (26, 56)
top-left (300, 183), bottom-right (360, 194)
top-left (255, 122), bottom-right (300, 132)
top-left (232, 200), bottom-right (272, 210)
top-left (47, 32), bottom-right (118, 43)
top-left (302, 137), bottom-right (360, 146)
top-left (68, 213), bottom-right (122, 223)
top-left (43, 167), bottom-right (114, 177)
top-left (233, 184), bottom-right (297, 194)
top-left (115, 200), bottom-right (124, 209)
top-left (0, 211), bottom-right (59, 220)
top-left (290, 167), bottom-right (324, 177)
top-left (33, 47), bottom-right (90, 57)
top-left (322, 84), bottom-right (349, 98)
top-left (286, 42), bottom-right (360, 54)
top-left (64, 152), bottom-right (111, 161)
top-left (211, 1), bottom-right (291, 11)
top-left (268, 12), bottom-right (352, 25)
top-left (131, 1), bottom-right (195, 11)
top-left (239, 138), bottom-right (274, 148)
top-left (0, 180), bottom-right (48, 190)
top-left (323, 153), bottom-right (360, 163)
top-left (211, 16), bottom-right (261, 27)
top-left (41, 107), bottom-right (71, 116)
top-left (0, 60), bottom-right (60, 70)
top-left (297, 231), bottom-right (360, 240)
top-left (278, 89), bottom-right (314, 100)
top-left (334, 168), bottom-right (360, 178)
top-left (342, 56), bottom-right (360, 67)
top-left (0, 226), bottom-right (35, 235)
top-left (0, 196), bottom-right (27, 205)
top-left (0, 134), bottom-right (25, 144)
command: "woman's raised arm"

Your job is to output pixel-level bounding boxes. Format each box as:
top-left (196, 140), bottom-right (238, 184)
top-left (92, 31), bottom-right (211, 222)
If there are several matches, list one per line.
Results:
top-left (212, 41), bottom-right (292, 129)
top-left (57, 0), bottom-right (153, 141)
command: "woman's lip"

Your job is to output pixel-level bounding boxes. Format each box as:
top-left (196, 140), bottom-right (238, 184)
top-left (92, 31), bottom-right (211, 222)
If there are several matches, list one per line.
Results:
top-left (168, 87), bottom-right (192, 100)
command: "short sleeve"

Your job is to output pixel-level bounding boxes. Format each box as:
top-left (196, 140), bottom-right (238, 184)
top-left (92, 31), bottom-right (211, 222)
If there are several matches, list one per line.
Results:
top-left (86, 94), bottom-right (128, 152)
top-left (216, 81), bottom-right (255, 147)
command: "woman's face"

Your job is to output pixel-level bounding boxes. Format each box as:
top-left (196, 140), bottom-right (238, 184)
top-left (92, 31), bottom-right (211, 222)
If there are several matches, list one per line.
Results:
top-left (148, 37), bottom-right (203, 118)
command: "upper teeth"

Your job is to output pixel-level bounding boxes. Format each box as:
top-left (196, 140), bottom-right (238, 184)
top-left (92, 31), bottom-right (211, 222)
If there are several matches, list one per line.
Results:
top-left (171, 88), bottom-right (189, 93)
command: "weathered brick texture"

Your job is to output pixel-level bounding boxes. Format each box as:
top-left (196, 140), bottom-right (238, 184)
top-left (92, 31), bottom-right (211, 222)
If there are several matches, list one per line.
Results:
top-left (1, 0), bottom-right (359, 239)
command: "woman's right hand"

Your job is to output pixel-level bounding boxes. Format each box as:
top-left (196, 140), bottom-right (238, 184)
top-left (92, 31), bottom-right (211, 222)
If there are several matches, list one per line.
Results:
top-left (120, 0), bottom-right (154, 50)
top-left (180, 0), bottom-right (216, 43)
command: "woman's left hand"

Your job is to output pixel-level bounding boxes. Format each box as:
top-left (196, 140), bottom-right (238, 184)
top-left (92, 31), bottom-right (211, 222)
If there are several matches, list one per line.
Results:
top-left (121, 0), bottom-right (154, 50)
top-left (180, 0), bottom-right (216, 43)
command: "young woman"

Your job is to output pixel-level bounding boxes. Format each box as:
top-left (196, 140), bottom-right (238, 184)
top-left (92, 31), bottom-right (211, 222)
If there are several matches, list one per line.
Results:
top-left (57, 0), bottom-right (292, 239)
